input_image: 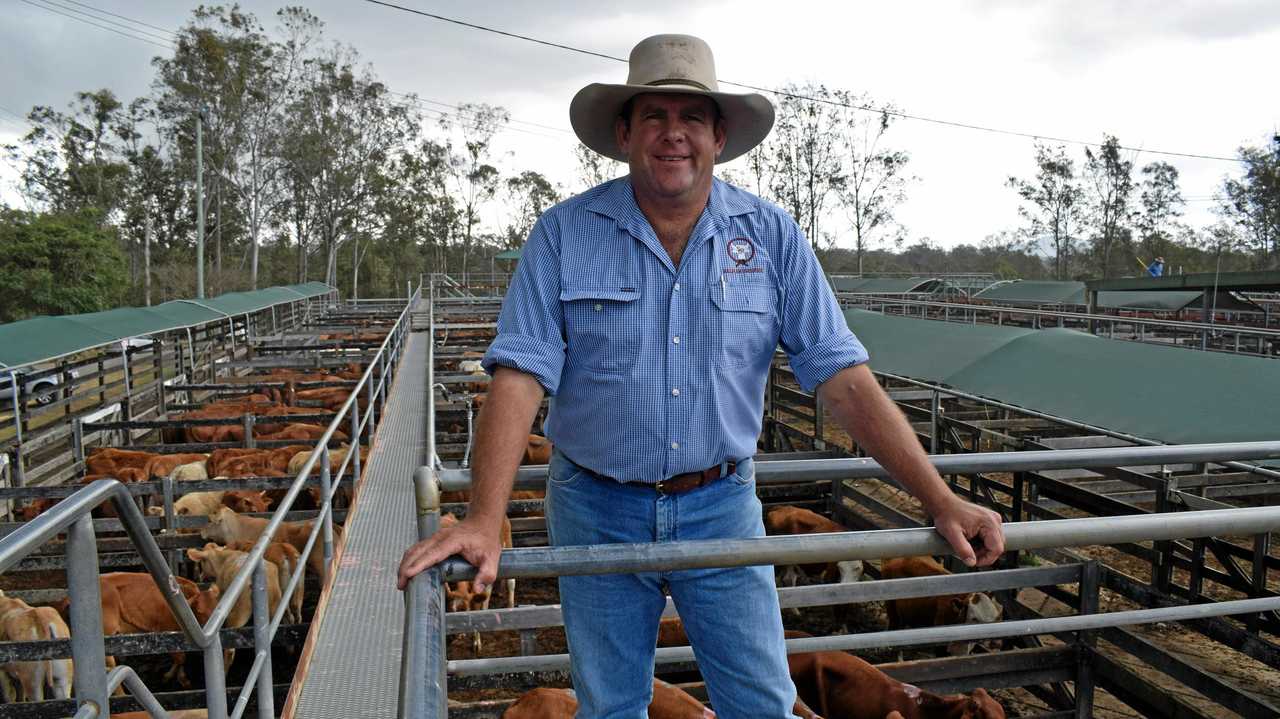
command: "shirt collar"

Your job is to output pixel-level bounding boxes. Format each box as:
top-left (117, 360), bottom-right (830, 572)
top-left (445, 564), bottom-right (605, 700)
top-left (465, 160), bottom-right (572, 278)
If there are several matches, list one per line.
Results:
top-left (586, 176), bottom-right (757, 234)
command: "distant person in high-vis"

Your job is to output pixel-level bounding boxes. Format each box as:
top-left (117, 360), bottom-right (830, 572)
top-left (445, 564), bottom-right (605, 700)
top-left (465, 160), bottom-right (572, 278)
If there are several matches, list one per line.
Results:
top-left (398, 33), bottom-right (1006, 718)
top-left (1147, 256), bottom-right (1165, 277)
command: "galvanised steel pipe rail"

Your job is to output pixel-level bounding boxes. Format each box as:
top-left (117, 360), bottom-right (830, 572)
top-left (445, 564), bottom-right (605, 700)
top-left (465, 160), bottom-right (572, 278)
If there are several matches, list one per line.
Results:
top-left (437, 505), bottom-right (1280, 581)
top-left (448, 595), bottom-right (1280, 676)
top-left (0, 286), bottom-right (420, 719)
top-left (437, 441), bottom-right (1280, 490)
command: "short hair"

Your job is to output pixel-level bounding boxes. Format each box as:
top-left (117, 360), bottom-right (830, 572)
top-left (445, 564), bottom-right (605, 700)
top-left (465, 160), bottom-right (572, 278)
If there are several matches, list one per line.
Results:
top-left (618, 94), bottom-right (722, 130)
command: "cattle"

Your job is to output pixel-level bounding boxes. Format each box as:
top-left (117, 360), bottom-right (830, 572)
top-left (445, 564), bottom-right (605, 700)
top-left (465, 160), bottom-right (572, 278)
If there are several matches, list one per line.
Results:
top-left (187, 543), bottom-right (283, 668)
top-left (524, 435), bottom-right (553, 465)
top-left (0, 590), bottom-right (73, 702)
top-left (168, 461), bottom-right (209, 482)
top-left (16, 498), bottom-right (58, 521)
top-left (880, 556), bottom-right (1002, 656)
top-left (142, 454), bottom-right (209, 480)
top-left (764, 506), bottom-right (864, 587)
top-left (145, 490), bottom-right (271, 531)
top-left (227, 540), bottom-right (304, 624)
top-left (787, 647), bottom-right (1005, 719)
top-left (255, 423), bottom-right (346, 443)
top-left (208, 446), bottom-right (310, 478)
top-left (500, 680), bottom-right (713, 719)
top-left (440, 513), bottom-right (514, 653)
top-left (85, 448), bottom-right (156, 475)
top-left (67, 573), bottom-right (220, 688)
top-left (657, 616), bottom-right (689, 647)
top-left (286, 445), bottom-right (368, 477)
top-left (200, 507), bottom-right (341, 577)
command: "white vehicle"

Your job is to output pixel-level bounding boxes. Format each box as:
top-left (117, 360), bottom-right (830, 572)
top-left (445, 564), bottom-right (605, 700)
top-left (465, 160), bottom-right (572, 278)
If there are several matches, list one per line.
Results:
top-left (0, 367), bottom-right (80, 407)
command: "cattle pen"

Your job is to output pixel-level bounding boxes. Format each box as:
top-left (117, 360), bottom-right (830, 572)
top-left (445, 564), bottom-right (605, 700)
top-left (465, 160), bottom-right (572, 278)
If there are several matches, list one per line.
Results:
top-left (2, 273), bottom-right (1280, 719)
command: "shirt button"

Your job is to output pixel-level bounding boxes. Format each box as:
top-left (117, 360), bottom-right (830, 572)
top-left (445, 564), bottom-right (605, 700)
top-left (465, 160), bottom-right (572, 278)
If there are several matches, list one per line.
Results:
top-left (594, 303), bottom-right (602, 311)
top-left (673, 283), bottom-right (681, 291)
top-left (671, 388), bottom-right (680, 396)
top-left (672, 336), bottom-right (680, 344)
top-left (671, 442), bottom-right (679, 450)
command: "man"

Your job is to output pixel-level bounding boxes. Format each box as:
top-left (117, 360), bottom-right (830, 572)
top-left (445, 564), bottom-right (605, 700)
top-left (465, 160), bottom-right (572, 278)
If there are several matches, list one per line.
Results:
top-left (398, 34), bottom-right (1005, 718)
top-left (1147, 256), bottom-right (1165, 277)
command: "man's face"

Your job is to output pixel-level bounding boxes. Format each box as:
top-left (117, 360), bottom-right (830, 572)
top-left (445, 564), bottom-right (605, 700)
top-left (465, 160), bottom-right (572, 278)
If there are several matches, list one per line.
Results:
top-left (616, 93), bottom-right (726, 205)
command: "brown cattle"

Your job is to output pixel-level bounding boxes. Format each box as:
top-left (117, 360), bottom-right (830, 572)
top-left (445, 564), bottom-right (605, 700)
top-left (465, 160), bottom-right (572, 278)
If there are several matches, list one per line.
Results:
top-left (200, 507), bottom-right (342, 577)
top-left (85, 448), bottom-right (156, 475)
top-left (788, 648), bottom-right (1004, 719)
top-left (222, 490), bottom-right (272, 514)
top-left (78, 573), bottom-right (220, 688)
top-left (501, 680), bottom-right (713, 719)
top-left (16, 498), bottom-right (59, 521)
top-left (880, 557), bottom-right (1002, 655)
top-left (0, 590), bottom-right (73, 701)
top-left (255, 423), bottom-right (346, 443)
top-left (142, 454), bottom-right (209, 480)
top-left (657, 616), bottom-right (689, 647)
top-left (765, 506), bottom-right (864, 586)
top-left (524, 435), bottom-right (553, 465)
top-left (227, 540), bottom-right (304, 624)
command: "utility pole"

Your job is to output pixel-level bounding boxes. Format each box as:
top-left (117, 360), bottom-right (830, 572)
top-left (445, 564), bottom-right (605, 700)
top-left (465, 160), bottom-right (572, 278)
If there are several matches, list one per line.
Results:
top-left (195, 109), bottom-right (206, 299)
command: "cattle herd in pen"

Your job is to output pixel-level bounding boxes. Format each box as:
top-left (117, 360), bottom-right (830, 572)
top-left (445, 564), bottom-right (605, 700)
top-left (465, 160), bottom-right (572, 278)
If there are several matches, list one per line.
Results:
top-left (0, 346), bottom-right (379, 716)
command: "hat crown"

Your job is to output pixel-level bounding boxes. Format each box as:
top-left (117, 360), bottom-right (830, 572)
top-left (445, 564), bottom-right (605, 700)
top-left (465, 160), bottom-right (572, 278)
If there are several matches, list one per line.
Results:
top-left (625, 34), bottom-right (719, 93)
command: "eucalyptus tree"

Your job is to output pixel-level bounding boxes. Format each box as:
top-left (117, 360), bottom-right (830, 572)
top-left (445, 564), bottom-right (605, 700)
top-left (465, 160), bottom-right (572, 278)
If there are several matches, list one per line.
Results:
top-left (1007, 143), bottom-right (1084, 280)
top-left (835, 95), bottom-right (913, 273)
top-left (1083, 135), bottom-right (1135, 278)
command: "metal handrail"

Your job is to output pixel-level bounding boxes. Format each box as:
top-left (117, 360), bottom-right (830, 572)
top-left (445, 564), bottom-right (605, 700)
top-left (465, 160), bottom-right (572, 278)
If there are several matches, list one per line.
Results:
top-left (435, 441), bottom-right (1280, 491)
top-left (402, 442), bottom-right (1280, 717)
top-left (0, 285), bottom-right (419, 719)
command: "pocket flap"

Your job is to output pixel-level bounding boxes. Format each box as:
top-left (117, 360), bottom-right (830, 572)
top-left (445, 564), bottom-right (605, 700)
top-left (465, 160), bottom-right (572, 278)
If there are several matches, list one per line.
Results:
top-left (560, 287), bottom-right (640, 303)
top-left (710, 282), bottom-right (775, 314)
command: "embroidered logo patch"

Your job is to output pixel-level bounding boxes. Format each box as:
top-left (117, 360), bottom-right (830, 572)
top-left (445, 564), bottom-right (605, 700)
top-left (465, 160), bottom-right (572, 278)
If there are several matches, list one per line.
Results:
top-left (727, 238), bottom-right (755, 266)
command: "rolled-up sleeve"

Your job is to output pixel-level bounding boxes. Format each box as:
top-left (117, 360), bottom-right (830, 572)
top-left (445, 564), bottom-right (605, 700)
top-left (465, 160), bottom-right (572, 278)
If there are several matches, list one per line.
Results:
top-left (482, 218), bottom-right (566, 395)
top-left (777, 224), bottom-right (868, 392)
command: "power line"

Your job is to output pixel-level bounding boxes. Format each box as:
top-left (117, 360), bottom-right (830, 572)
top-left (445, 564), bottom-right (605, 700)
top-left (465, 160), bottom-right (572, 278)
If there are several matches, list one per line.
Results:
top-left (58, 0), bottom-right (179, 38)
top-left (37, 0), bottom-right (176, 44)
top-left (19, 0), bottom-right (173, 49)
top-left (362, 0), bottom-right (1243, 164)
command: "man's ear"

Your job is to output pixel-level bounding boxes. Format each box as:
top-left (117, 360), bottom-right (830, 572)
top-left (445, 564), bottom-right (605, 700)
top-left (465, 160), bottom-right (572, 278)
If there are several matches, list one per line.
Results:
top-left (615, 115), bottom-right (631, 158)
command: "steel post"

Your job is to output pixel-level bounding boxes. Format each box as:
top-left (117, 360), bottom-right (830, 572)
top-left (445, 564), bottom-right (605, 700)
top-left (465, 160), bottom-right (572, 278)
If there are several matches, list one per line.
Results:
top-left (399, 466), bottom-right (447, 719)
top-left (1074, 561), bottom-right (1100, 718)
top-left (251, 562), bottom-right (276, 719)
top-left (66, 514), bottom-right (109, 715)
top-left (319, 446), bottom-right (334, 581)
top-left (204, 635), bottom-right (229, 719)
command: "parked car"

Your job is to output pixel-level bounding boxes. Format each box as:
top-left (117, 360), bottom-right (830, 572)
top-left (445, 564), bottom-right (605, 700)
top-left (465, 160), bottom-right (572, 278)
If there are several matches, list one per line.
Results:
top-left (0, 367), bottom-right (80, 407)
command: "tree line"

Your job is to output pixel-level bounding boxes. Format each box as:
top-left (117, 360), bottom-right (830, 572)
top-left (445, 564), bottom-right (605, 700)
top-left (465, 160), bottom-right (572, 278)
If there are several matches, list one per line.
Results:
top-left (3, 7), bottom-right (1277, 323)
top-left (1, 5), bottom-right (562, 322)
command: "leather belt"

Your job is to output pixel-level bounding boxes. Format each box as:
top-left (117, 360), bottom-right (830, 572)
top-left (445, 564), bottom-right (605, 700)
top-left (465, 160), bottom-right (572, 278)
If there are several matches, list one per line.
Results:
top-left (620, 461), bottom-right (737, 496)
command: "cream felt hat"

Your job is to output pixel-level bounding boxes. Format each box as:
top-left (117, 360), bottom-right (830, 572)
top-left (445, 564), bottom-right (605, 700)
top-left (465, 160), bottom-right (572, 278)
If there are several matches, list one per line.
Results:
top-left (570, 34), bottom-right (775, 164)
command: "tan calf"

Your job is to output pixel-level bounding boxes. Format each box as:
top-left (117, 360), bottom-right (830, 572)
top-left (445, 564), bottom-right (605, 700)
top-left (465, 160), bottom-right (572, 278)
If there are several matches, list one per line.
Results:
top-left (881, 556), bottom-right (1002, 656)
top-left (0, 590), bottom-right (72, 702)
top-left (227, 540), bottom-right (304, 624)
top-left (186, 544), bottom-right (283, 668)
top-left (441, 513), bottom-right (514, 653)
top-left (200, 506), bottom-right (341, 577)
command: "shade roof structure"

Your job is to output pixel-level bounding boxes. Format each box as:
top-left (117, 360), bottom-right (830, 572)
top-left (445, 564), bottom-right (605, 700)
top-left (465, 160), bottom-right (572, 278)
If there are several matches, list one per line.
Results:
top-left (829, 276), bottom-right (949, 294)
top-left (494, 248), bottom-right (522, 261)
top-left (973, 280), bottom-right (1259, 313)
top-left (0, 283), bottom-right (335, 370)
top-left (1086, 271), bottom-right (1280, 293)
top-left (845, 309), bottom-right (1280, 445)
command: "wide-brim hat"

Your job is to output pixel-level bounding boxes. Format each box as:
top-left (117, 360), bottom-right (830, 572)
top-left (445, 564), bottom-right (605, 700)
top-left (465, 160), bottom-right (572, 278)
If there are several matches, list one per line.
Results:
top-left (570, 34), bottom-right (775, 164)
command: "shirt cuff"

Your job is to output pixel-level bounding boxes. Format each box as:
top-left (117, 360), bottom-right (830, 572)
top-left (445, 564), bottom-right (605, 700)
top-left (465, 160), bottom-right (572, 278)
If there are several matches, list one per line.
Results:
top-left (481, 334), bottom-right (565, 396)
top-left (788, 329), bottom-right (869, 393)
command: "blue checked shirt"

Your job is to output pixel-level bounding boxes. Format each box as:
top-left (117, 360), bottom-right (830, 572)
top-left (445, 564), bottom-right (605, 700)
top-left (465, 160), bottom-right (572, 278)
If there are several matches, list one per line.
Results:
top-left (482, 176), bottom-right (868, 483)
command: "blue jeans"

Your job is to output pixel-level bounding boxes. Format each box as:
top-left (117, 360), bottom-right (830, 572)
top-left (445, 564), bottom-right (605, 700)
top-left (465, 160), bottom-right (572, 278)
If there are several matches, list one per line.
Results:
top-left (545, 449), bottom-right (798, 719)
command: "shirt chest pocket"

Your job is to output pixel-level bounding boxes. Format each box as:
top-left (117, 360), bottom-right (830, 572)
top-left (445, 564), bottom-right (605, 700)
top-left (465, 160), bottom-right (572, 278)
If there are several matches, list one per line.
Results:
top-left (560, 288), bottom-right (641, 373)
top-left (709, 281), bottom-right (779, 369)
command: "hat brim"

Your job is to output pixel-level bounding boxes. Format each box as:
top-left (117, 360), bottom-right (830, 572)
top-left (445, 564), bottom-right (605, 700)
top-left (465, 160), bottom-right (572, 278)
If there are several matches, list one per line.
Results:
top-left (570, 83), bottom-right (775, 164)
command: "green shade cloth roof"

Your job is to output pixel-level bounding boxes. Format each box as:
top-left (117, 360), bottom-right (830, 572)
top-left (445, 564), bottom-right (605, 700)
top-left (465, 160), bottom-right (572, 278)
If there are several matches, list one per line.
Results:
top-left (495, 248), bottom-right (522, 260)
top-left (830, 276), bottom-right (942, 293)
top-left (0, 283), bottom-right (334, 370)
top-left (974, 280), bottom-right (1259, 313)
top-left (846, 309), bottom-right (1280, 445)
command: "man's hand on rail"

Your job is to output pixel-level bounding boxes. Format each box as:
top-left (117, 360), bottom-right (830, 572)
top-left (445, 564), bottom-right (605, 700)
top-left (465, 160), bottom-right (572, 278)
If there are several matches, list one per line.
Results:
top-left (397, 516), bottom-right (503, 591)
top-left (930, 496), bottom-right (1005, 567)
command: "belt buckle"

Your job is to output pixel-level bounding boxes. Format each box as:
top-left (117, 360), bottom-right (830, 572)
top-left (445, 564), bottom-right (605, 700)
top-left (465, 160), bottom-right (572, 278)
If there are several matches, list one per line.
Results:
top-left (654, 479), bottom-right (668, 496)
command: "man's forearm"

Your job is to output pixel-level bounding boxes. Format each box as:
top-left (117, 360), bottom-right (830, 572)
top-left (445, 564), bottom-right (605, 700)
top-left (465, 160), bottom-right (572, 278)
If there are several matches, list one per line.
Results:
top-left (817, 364), bottom-right (955, 517)
top-left (467, 367), bottom-right (545, 528)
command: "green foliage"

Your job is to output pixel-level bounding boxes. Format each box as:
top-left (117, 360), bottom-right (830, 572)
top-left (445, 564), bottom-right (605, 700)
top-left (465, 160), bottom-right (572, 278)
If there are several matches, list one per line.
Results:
top-left (1221, 136), bottom-right (1280, 268)
top-left (1007, 143), bottom-right (1084, 280)
top-left (0, 209), bottom-right (127, 322)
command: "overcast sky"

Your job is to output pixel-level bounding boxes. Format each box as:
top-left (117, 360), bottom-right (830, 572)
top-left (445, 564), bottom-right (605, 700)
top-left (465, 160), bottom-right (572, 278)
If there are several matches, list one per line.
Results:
top-left (3, 0), bottom-right (1278, 254)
